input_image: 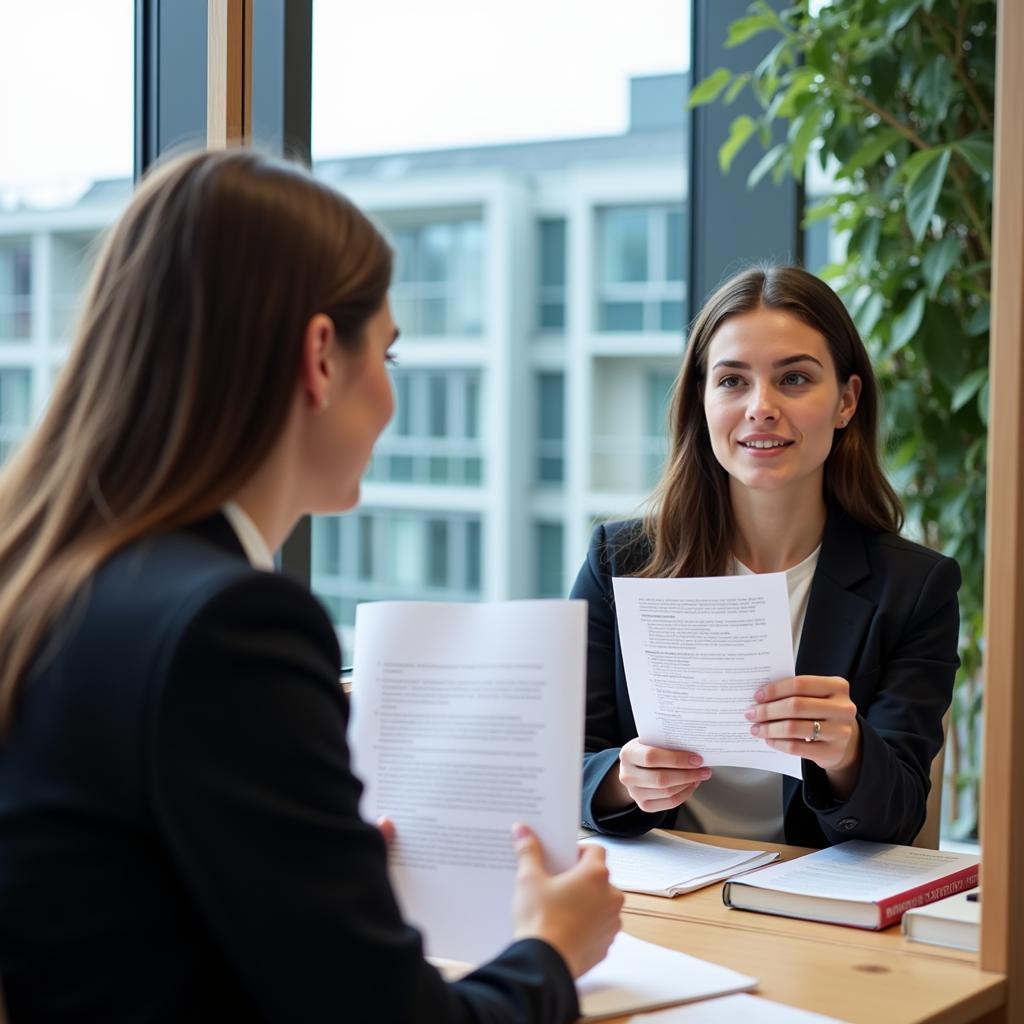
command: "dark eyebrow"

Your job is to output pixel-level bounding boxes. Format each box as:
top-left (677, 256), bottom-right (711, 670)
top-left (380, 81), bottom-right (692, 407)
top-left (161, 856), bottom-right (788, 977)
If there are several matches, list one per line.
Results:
top-left (710, 354), bottom-right (824, 371)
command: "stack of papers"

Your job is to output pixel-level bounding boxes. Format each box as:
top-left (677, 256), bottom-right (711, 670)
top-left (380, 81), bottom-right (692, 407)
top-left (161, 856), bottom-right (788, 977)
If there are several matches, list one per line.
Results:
top-left (578, 933), bottom-right (757, 1019)
top-left (582, 830), bottom-right (779, 897)
top-left (434, 933), bottom-right (758, 1020)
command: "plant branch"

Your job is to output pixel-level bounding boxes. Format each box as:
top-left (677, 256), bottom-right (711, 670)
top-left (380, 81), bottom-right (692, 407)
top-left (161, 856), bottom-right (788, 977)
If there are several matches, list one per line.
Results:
top-left (922, 11), bottom-right (993, 131)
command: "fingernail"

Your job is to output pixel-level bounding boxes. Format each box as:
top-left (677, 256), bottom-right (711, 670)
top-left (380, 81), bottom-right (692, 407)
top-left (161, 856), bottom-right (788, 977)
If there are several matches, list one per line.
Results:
top-left (689, 755), bottom-right (703, 767)
top-left (700, 769), bottom-right (712, 780)
top-left (511, 822), bottom-right (528, 841)
top-left (750, 724), bottom-right (760, 735)
top-left (754, 689), bottom-right (765, 701)
top-left (744, 707), bottom-right (756, 720)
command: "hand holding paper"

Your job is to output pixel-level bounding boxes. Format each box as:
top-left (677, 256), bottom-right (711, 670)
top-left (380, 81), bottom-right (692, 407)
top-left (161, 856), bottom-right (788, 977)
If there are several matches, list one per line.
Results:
top-left (612, 573), bottom-right (802, 779)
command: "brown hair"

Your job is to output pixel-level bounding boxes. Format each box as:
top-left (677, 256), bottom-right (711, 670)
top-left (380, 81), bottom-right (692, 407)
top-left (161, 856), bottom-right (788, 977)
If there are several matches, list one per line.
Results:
top-left (636, 265), bottom-right (902, 579)
top-left (0, 148), bottom-right (392, 731)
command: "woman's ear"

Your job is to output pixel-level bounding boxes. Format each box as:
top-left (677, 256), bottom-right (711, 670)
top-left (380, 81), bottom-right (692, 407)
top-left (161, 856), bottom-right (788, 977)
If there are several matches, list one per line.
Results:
top-left (838, 373), bottom-right (862, 426)
top-left (299, 313), bottom-right (337, 412)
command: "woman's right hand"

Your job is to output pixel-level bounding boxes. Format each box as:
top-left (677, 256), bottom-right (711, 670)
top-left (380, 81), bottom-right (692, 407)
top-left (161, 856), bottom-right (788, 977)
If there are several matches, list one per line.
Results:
top-left (597, 738), bottom-right (712, 814)
top-left (510, 823), bottom-right (624, 979)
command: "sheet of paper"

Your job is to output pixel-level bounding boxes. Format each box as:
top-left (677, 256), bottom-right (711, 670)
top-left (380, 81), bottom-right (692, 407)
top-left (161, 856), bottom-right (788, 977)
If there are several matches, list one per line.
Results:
top-left (733, 841), bottom-right (980, 901)
top-left (633, 992), bottom-right (849, 1023)
top-left (578, 932), bottom-right (757, 1020)
top-left (612, 573), bottom-right (802, 778)
top-left (348, 599), bottom-right (586, 964)
top-left (581, 831), bottom-right (778, 895)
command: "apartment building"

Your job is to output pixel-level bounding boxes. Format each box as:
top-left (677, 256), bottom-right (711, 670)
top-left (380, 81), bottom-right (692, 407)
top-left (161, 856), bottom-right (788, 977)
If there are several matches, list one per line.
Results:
top-left (0, 72), bottom-right (687, 644)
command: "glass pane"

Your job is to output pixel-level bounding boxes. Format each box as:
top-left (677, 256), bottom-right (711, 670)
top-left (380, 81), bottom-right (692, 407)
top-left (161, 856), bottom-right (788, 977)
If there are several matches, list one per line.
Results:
top-left (666, 208), bottom-right (684, 281)
top-left (539, 302), bottom-right (565, 330)
top-left (599, 301), bottom-right (644, 331)
top-left (535, 522), bottom-right (564, 598)
top-left (464, 374), bottom-right (480, 438)
top-left (659, 299), bottom-right (685, 331)
top-left (539, 219), bottom-right (566, 286)
top-left (312, 516), bottom-right (342, 574)
top-left (538, 372), bottom-right (564, 440)
top-left (1, 0), bottom-right (133, 461)
top-left (426, 519), bottom-right (449, 587)
top-left (428, 374), bottom-right (448, 436)
top-left (465, 519), bottom-right (482, 592)
top-left (358, 516), bottom-right (374, 578)
top-left (310, 0), bottom-right (687, 625)
top-left (600, 208), bottom-right (649, 284)
top-left (0, 241), bottom-right (32, 340)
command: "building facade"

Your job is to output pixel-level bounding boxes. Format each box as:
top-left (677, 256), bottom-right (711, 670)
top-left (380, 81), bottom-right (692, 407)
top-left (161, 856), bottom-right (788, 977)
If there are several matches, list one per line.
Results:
top-left (0, 73), bottom-right (688, 646)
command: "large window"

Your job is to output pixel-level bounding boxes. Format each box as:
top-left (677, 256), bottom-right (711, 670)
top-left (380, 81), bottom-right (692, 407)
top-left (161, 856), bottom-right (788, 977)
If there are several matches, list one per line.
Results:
top-left (366, 368), bottom-right (483, 485)
top-left (0, 241), bottom-right (32, 341)
top-left (389, 219), bottom-right (484, 337)
top-left (0, 1), bottom-right (134, 467)
top-left (535, 372), bottom-right (565, 485)
top-left (313, 510), bottom-right (483, 631)
top-left (310, 0), bottom-right (688, 631)
top-left (597, 205), bottom-right (686, 332)
top-left (537, 219), bottom-right (566, 333)
top-left (0, 368), bottom-right (32, 463)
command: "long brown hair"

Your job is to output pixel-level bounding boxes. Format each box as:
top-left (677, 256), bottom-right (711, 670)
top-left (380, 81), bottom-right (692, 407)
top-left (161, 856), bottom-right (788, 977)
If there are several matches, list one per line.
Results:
top-left (637, 265), bottom-right (902, 579)
top-left (0, 148), bottom-right (392, 731)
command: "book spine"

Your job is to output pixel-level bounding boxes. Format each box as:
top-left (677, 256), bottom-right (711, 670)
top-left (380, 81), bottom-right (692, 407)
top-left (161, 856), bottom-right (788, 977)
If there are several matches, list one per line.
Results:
top-left (876, 866), bottom-right (979, 927)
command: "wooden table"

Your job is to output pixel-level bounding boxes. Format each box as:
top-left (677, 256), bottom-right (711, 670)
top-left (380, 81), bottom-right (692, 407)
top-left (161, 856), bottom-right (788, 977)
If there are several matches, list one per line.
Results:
top-left (610, 832), bottom-right (1005, 1023)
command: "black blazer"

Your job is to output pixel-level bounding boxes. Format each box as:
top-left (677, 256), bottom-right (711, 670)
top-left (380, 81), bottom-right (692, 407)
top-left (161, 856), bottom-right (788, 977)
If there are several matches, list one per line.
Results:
top-left (572, 508), bottom-right (961, 848)
top-left (0, 516), bottom-right (577, 1024)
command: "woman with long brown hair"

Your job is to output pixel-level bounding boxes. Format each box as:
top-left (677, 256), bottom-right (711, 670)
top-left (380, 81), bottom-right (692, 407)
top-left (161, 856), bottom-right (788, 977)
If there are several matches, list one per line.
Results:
top-left (576, 265), bottom-right (959, 848)
top-left (0, 149), bottom-right (621, 1022)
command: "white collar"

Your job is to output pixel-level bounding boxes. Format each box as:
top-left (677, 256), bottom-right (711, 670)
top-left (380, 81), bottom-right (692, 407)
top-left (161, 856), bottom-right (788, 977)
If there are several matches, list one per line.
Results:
top-left (221, 501), bottom-right (275, 571)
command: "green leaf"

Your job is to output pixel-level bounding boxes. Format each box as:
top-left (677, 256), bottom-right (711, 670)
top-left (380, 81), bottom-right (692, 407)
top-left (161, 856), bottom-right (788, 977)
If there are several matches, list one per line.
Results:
top-left (688, 68), bottom-right (732, 109)
top-left (856, 292), bottom-right (885, 340)
top-left (902, 146), bottom-right (947, 188)
top-left (921, 236), bottom-right (960, 297)
top-left (747, 144), bottom-right (787, 188)
top-left (890, 292), bottom-right (926, 352)
top-left (913, 55), bottom-right (954, 122)
top-left (719, 115), bottom-right (757, 173)
top-left (726, 12), bottom-right (778, 48)
top-left (906, 148), bottom-right (951, 242)
top-left (967, 303), bottom-right (990, 336)
top-left (955, 136), bottom-right (994, 179)
top-left (724, 73), bottom-right (751, 104)
top-left (951, 368), bottom-right (987, 413)
top-left (837, 128), bottom-right (904, 178)
top-left (887, 0), bottom-right (925, 34)
top-left (788, 100), bottom-right (826, 178)
top-left (978, 377), bottom-right (989, 426)
top-left (802, 197), bottom-right (838, 225)
top-left (848, 217), bottom-right (882, 265)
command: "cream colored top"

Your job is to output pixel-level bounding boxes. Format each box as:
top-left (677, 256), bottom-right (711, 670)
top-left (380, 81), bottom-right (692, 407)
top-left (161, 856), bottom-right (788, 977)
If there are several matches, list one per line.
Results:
top-left (221, 500), bottom-right (275, 571)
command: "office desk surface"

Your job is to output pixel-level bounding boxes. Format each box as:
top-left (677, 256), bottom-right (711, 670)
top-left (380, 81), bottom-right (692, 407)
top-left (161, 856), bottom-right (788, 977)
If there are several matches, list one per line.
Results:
top-left (613, 831), bottom-right (1003, 1024)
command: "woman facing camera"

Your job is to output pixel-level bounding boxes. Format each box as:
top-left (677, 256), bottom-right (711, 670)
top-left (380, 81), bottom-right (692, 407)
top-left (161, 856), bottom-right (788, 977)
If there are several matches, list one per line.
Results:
top-left (575, 266), bottom-right (959, 849)
top-left (0, 150), bottom-right (621, 1023)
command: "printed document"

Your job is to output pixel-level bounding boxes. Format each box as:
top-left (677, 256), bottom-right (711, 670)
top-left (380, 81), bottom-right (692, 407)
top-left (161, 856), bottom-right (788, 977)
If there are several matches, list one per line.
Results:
top-left (612, 573), bottom-right (802, 778)
top-left (348, 599), bottom-right (586, 964)
top-left (580, 830), bottom-right (778, 896)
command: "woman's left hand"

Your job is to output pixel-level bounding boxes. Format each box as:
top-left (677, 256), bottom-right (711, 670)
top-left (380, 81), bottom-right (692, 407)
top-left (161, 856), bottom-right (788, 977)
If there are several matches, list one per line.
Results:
top-left (745, 676), bottom-right (862, 794)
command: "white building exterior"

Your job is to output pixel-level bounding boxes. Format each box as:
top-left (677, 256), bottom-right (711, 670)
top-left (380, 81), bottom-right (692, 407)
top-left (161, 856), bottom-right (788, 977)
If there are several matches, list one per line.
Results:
top-left (0, 73), bottom-right (688, 646)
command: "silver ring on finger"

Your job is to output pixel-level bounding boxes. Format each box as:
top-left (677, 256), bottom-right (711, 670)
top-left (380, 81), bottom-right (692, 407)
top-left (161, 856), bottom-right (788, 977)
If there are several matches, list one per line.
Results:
top-left (805, 719), bottom-right (822, 743)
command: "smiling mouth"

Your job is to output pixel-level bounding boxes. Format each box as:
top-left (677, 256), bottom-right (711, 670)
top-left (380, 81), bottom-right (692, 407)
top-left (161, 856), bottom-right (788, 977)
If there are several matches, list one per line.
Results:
top-left (739, 439), bottom-right (793, 449)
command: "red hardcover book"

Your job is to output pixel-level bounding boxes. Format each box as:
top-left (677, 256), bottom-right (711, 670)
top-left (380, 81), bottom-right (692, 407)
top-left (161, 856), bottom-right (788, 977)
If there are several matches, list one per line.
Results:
top-left (722, 841), bottom-right (979, 930)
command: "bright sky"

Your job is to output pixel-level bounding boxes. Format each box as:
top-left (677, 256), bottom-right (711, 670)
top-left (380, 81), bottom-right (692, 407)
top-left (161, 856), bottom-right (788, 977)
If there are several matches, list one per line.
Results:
top-left (0, 0), bottom-right (687, 206)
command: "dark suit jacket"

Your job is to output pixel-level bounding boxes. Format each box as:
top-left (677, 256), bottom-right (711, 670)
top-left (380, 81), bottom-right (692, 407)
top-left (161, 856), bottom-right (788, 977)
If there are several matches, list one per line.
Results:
top-left (572, 508), bottom-right (961, 848)
top-left (0, 516), bottom-right (577, 1023)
